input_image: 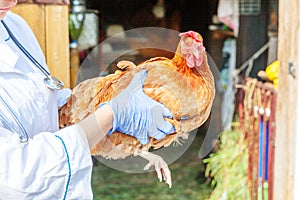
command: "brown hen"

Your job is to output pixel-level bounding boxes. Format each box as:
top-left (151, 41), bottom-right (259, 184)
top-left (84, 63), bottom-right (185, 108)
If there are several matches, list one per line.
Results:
top-left (59, 31), bottom-right (215, 187)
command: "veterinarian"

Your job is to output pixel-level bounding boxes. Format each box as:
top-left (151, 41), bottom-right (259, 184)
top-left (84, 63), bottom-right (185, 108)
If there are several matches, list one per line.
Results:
top-left (0, 0), bottom-right (174, 199)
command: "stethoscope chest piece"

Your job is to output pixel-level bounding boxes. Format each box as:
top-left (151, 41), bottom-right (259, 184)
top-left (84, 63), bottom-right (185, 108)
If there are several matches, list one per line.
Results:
top-left (44, 75), bottom-right (65, 90)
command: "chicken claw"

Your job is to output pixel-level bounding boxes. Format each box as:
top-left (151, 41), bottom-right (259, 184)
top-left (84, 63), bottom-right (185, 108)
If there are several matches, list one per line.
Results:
top-left (138, 150), bottom-right (172, 188)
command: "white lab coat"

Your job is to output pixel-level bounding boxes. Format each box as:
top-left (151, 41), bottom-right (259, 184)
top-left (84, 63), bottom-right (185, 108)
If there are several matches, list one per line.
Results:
top-left (0, 12), bottom-right (93, 199)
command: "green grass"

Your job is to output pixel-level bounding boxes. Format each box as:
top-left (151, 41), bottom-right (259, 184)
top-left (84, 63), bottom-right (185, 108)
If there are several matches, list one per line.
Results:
top-left (91, 135), bottom-right (212, 200)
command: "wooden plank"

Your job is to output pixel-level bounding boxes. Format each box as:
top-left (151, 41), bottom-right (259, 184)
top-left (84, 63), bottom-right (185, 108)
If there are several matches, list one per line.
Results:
top-left (45, 5), bottom-right (70, 88)
top-left (12, 4), bottom-right (46, 54)
top-left (274, 0), bottom-right (299, 199)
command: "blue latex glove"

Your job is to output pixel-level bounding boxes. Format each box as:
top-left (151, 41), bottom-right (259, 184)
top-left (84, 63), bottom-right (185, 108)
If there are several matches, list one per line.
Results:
top-left (99, 70), bottom-right (175, 144)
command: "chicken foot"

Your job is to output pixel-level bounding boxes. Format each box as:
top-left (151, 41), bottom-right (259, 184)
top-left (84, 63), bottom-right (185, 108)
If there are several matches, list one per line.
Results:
top-left (137, 150), bottom-right (172, 188)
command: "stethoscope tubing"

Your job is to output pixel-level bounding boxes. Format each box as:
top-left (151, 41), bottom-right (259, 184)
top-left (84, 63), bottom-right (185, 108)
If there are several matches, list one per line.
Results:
top-left (0, 93), bottom-right (29, 143)
top-left (1, 20), bottom-right (51, 77)
top-left (1, 20), bottom-right (64, 90)
top-left (0, 20), bottom-right (55, 143)
top-left (0, 19), bottom-right (66, 143)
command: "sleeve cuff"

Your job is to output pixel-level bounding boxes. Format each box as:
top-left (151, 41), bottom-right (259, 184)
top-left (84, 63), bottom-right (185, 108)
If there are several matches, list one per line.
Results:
top-left (98, 102), bottom-right (116, 135)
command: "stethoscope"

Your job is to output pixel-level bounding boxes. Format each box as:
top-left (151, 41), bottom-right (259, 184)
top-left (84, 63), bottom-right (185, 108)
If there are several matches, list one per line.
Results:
top-left (1, 20), bottom-right (64, 90)
top-left (0, 93), bottom-right (29, 143)
top-left (0, 20), bottom-right (65, 142)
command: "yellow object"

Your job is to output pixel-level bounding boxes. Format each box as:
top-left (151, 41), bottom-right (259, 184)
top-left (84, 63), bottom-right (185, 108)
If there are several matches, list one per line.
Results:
top-left (273, 79), bottom-right (279, 89)
top-left (266, 60), bottom-right (279, 89)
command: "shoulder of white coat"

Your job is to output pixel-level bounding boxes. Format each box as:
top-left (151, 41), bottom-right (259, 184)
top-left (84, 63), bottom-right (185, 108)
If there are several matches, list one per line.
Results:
top-left (4, 11), bottom-right (48, 68)
top-left (5, 11), bottom-right (31, 30)
top-left (4, 12), bottom-right (37, 41)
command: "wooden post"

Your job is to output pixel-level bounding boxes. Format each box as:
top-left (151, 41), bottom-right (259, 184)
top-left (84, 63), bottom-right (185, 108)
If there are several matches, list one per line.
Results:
top-left (274, 0), bottom-right (300, 199)
top-left (45, 5), bottom-right (70, 88)
top-left (70, 47), bottom-right (80, 87)
top-left (12, 3), bottom-right (70, 88)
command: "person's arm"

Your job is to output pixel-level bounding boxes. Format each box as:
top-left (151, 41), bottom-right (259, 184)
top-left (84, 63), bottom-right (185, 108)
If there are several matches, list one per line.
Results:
top-left (0, 125), bottom-right (93, 199)
top-left (78, 104), bottom-right (113, 149)
top-left (0, 84), bottom-right (105, 198)
top-left (0, 70), bottom-right (175, 199)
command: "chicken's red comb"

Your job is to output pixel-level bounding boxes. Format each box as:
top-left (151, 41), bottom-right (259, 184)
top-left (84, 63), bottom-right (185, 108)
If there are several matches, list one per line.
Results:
top-left (179, 31), bottom-right (201, 43)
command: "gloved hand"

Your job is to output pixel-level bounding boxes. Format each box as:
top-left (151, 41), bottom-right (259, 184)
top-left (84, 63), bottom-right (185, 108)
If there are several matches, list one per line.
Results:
top-left (98, 70), bottom-right (175, 144)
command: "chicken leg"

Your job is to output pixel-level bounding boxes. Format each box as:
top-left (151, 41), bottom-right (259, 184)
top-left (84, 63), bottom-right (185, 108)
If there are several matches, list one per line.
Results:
top-left (137, 150), bottom-right (172, 188)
